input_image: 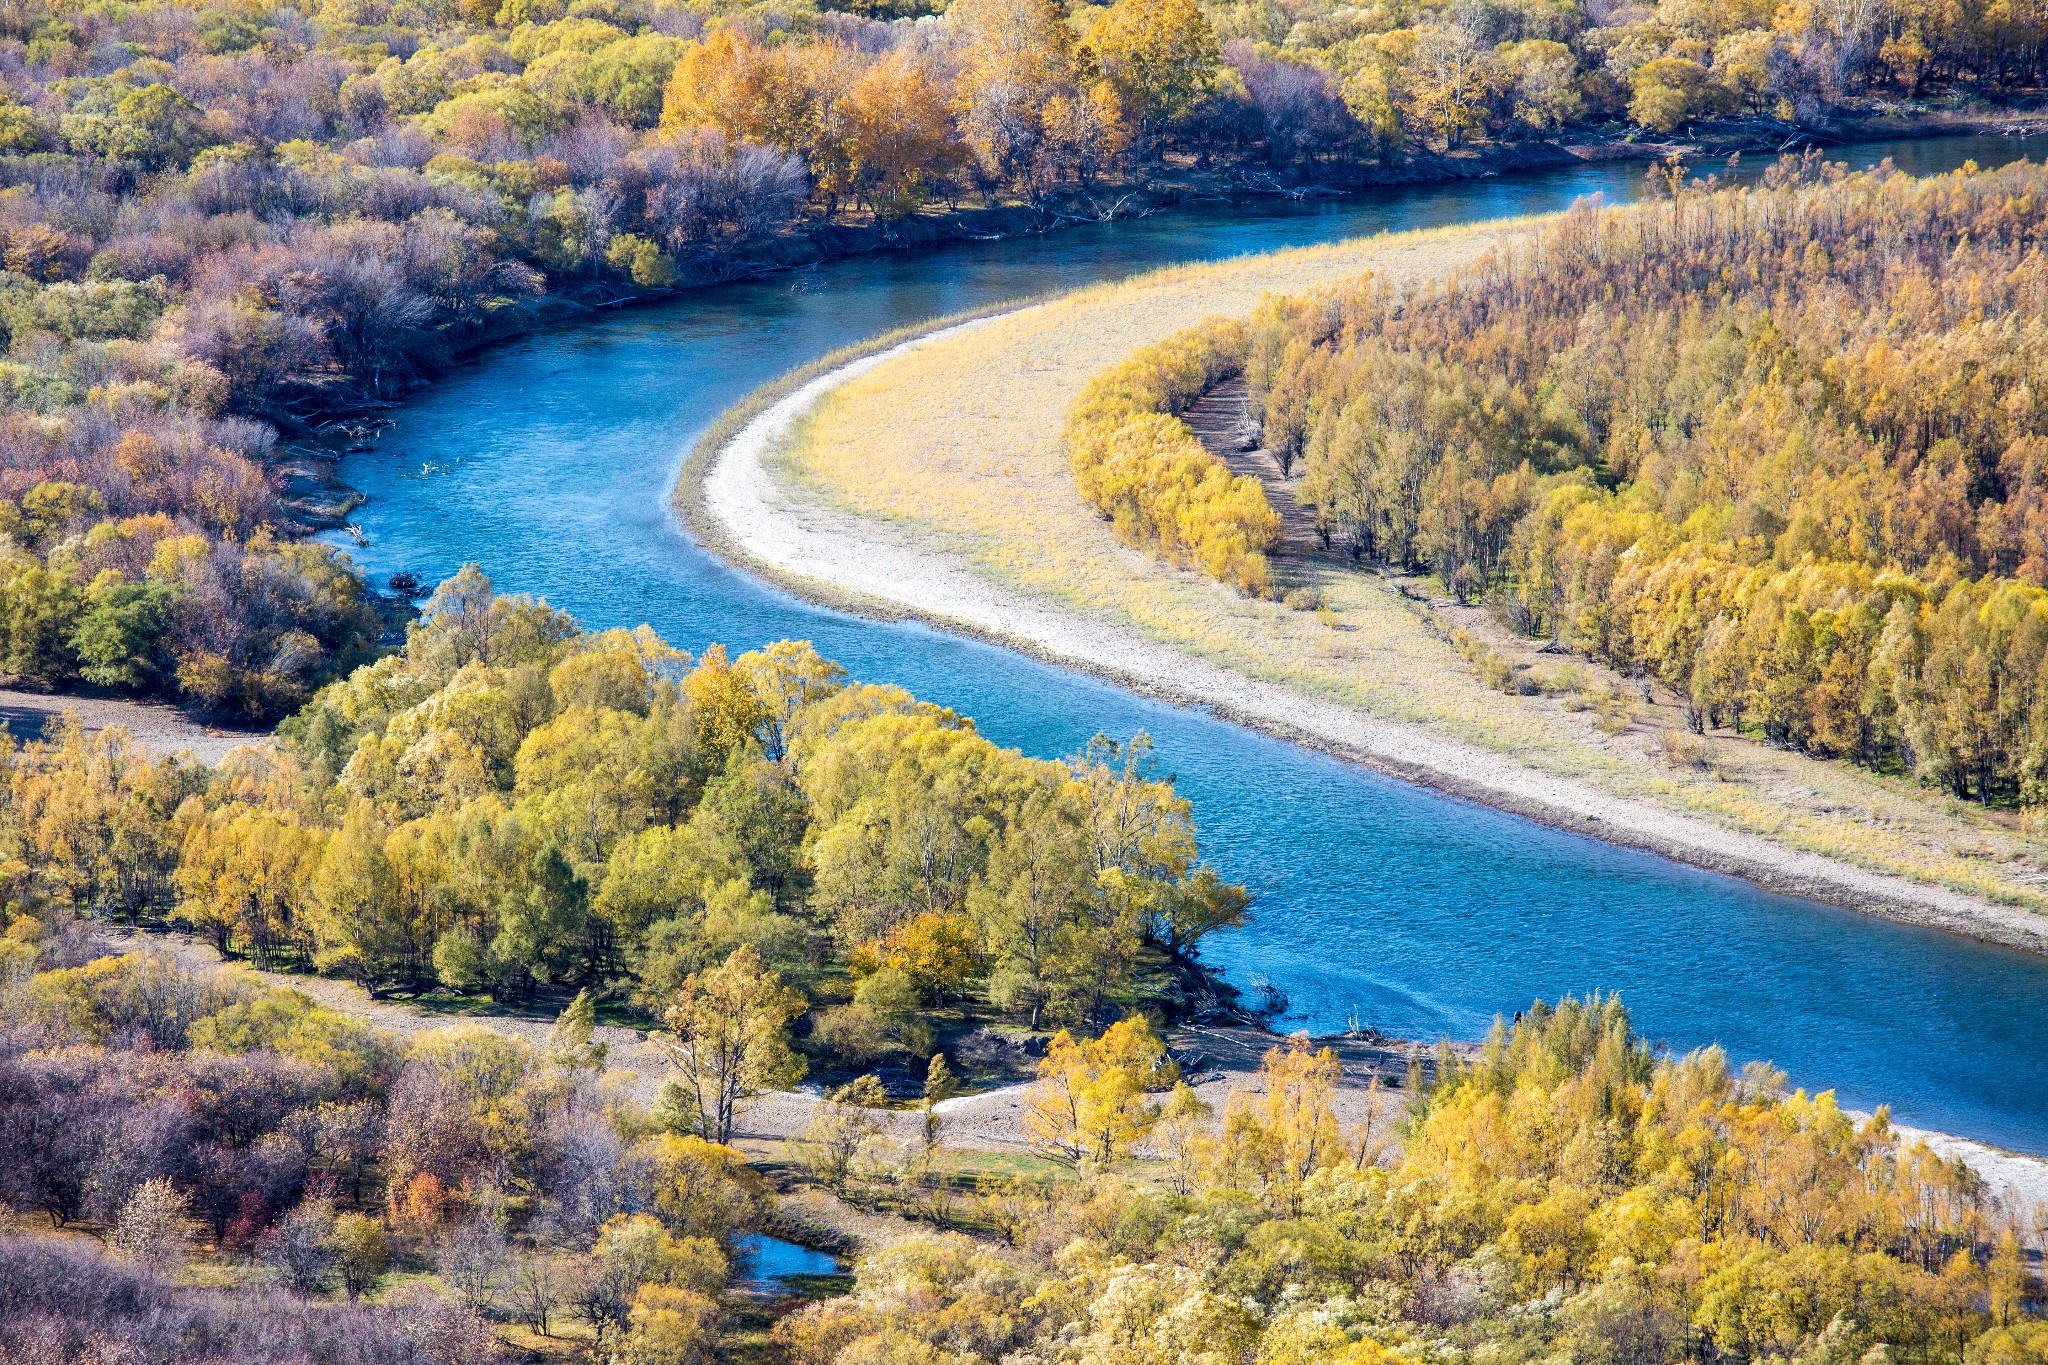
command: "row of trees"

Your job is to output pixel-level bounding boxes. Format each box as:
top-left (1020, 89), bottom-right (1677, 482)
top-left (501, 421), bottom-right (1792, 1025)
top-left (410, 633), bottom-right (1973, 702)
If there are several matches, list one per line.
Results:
top-left (775, 996), bottom-right (2042, 1364)
top-left (1233, 157), bottom-right (2048, 803)
top-left (1066, 317), bottom-right (1281, 596)
top-left (0, 937), bottom-right (777, 1363)
top-left (4, 566), bottom-right (1248, 1046)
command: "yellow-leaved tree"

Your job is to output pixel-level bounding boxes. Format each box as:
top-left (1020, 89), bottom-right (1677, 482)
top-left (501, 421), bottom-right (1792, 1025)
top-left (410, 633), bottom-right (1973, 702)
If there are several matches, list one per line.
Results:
top-left (1024, 1015), bottom-right (1179, 1165)
top-left (1210, 1037), bottom-right (1346, 1214)
top-left (655, 944), bottom-right (807, 1144)
top-left (175, 802), bottom-right (322, 965)
top-left (1084, 0), bottom-right (1220, 139)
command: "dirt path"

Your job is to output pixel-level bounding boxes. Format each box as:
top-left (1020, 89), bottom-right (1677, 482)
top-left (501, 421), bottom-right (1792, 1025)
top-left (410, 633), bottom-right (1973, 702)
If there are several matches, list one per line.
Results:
top-left (0, 687), bottom-right (269, 764)
top-left (1183, 379), bottom-right (1328, 564)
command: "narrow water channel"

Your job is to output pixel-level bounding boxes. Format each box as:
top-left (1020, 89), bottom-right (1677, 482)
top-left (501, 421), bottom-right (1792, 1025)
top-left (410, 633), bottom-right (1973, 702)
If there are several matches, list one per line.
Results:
top-left (335, 134), bottom-right (2048, 1154)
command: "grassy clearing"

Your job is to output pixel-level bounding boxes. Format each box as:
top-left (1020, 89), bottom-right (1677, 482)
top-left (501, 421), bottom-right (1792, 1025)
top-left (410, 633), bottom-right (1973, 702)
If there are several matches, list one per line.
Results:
top-left (776, 217), bottom-right (2048, 917)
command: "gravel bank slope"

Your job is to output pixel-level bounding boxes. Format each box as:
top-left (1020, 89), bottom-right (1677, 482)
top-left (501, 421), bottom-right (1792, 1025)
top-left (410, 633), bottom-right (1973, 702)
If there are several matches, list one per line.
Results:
top-left (1, 687), bottom-right (269, 763)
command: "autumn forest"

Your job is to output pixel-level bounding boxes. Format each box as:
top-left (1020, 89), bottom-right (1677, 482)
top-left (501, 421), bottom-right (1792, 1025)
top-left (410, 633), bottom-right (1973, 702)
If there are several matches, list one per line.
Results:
top-left (6, 0), bottom-right (2048, 1353)
top-left (0, 0), bottom-right (2044, 718)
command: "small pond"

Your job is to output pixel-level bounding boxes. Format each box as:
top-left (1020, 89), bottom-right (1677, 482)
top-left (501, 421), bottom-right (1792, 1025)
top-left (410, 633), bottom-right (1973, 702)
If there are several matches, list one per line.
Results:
top-left (738, 1233), bottom-right (845, 1291)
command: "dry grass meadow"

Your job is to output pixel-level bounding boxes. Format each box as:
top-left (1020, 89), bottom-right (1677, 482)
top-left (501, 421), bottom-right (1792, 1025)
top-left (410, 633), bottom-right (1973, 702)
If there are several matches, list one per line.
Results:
top-left (777, 217), bottom-right (2048, 916)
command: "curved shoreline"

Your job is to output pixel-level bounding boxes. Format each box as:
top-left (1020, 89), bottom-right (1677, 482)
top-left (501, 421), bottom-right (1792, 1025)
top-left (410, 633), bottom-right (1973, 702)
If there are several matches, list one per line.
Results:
top-left (678, 313), bottom-right (2048, 959)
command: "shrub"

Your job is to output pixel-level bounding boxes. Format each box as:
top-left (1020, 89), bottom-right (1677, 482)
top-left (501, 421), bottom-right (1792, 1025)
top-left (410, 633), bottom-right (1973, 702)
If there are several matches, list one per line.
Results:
top-left (1451, 627), bottom-right (1530, 695)
top-left (108, 1177), bottom-right (193, 1273)
top-left (1661, 729), bottom-right (1710, 770)
top-left (1066, 319), bottom-right (1280, 596)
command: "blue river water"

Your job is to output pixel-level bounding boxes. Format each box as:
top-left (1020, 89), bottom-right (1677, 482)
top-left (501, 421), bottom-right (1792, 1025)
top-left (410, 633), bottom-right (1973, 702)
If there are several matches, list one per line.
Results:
top-left (334, 134), bottom-right (2048, 1153)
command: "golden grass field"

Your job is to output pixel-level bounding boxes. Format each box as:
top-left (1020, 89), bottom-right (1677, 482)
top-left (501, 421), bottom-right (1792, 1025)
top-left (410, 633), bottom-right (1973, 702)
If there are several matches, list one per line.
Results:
top-left (778, 217), bottom-right (2048, 917)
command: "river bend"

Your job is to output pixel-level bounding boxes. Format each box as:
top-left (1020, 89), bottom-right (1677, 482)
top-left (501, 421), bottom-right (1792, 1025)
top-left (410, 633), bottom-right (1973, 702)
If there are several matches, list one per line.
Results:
top-left (334, 134), bottom-right (2048, 1154)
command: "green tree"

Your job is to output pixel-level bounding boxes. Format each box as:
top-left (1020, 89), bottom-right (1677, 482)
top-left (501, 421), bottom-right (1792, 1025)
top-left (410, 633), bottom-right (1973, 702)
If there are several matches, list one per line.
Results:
top-left (308, 801), bottom-right (404, 988)
top-left (920, 1052), bottom-right (956, 1165)
top-left (595, 823), bottom-right (746, 958)
top-left (492, 842), bottom-right (589, 988)
top-left (332, 1213), bottom-right (389, 1301)
top-left (691, 758), bottom-right (810, 907)
top-left (64, 83), bottom-right (210, 170)
top-left (2, 562), bottom-right (82, 681)
top-left (1629, 57), bottom-right (1722, 133)
top-left (971, 788), bottom-right (1091, 1028)
top-left (605, 233), bottom-right (678, 287)
top-left (798, 1074), bottom-right (890, 1190)
top-left (655, 944), bottom-right (807, 1143)
top-left (0, 93), bottom-right (40, 153)
top-left (547, 987), bottom-right (610, 1071)
top-left (70, 575), bottom-right (170, 689)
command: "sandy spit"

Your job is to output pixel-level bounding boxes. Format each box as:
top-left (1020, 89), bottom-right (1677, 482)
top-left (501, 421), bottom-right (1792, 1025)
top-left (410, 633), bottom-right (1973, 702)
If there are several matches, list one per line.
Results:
top-left (687, 317), bottom-right (2048, 958)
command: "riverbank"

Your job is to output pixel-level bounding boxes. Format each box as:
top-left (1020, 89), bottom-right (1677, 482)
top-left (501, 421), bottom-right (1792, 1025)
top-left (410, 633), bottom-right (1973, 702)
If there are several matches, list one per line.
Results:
top-left (538, 104), bottom-right (2048, 300)
top-left (679, 218), bottom-right (2048, 957)
top-left (96, 925), bottom-right (1418, 1155)
top-left (98, 925), bottom-right (2048, 1219)
top-left (300, 108), bottom-right (2048, 455)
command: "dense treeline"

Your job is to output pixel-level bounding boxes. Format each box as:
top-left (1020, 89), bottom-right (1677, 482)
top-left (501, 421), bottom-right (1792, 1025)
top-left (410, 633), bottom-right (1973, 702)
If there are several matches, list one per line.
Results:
top-left (14, 953), bottom-right (2042, 1359)
top-left (1, 565), bottom-right (1246, 1043)
top-left (1067, 318), bottom-right (1280, 595)
top-left (0, 940), bottom-right (775, 1362)
top-left (779, 997), bottom-right (2043, 1365)
top-left (0, 0), bottom-right (2042, 716)
top-left (1231, 158), bottom-right (2048, 805)
top-left (0, 563), bottom-right (2040, 1362)
top-left (0, 565), bottom-right (1252, 1354)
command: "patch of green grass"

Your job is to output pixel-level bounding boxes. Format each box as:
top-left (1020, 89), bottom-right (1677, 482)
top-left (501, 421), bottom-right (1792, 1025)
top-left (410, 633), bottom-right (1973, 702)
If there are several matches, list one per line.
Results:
top-left (931, 1149), bottom-right (1071, 1182)
top-left (772, 1271), bottom-right (856, 1301)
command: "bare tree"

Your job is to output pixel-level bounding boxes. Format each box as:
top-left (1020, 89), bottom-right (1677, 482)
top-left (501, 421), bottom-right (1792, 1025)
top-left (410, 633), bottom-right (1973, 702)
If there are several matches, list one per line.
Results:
top-left (438, 1212), bottom-right (509, 1317)
top-left (1226, 41), bottom-right (1356, 167)
top-left (258, 1197), bottom-right (338, 1297)
top-left (637, 130), bottom-right (807, 272)
top-left (505, 1249), bottom-right (568, 1337)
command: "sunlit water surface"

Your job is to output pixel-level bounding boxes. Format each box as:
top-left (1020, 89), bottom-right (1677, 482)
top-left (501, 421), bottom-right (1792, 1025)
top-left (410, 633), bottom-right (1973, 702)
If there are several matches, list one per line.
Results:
top-left (737, 1234), bottom-right (841, 1288)
top-left (335, 134), bottom-right (2048, 1153)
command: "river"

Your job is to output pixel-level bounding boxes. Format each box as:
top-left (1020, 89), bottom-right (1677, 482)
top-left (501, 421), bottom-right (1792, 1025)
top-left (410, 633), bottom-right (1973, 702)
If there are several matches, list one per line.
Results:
top-left (332, 133), bottom-right (2048, 1155)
